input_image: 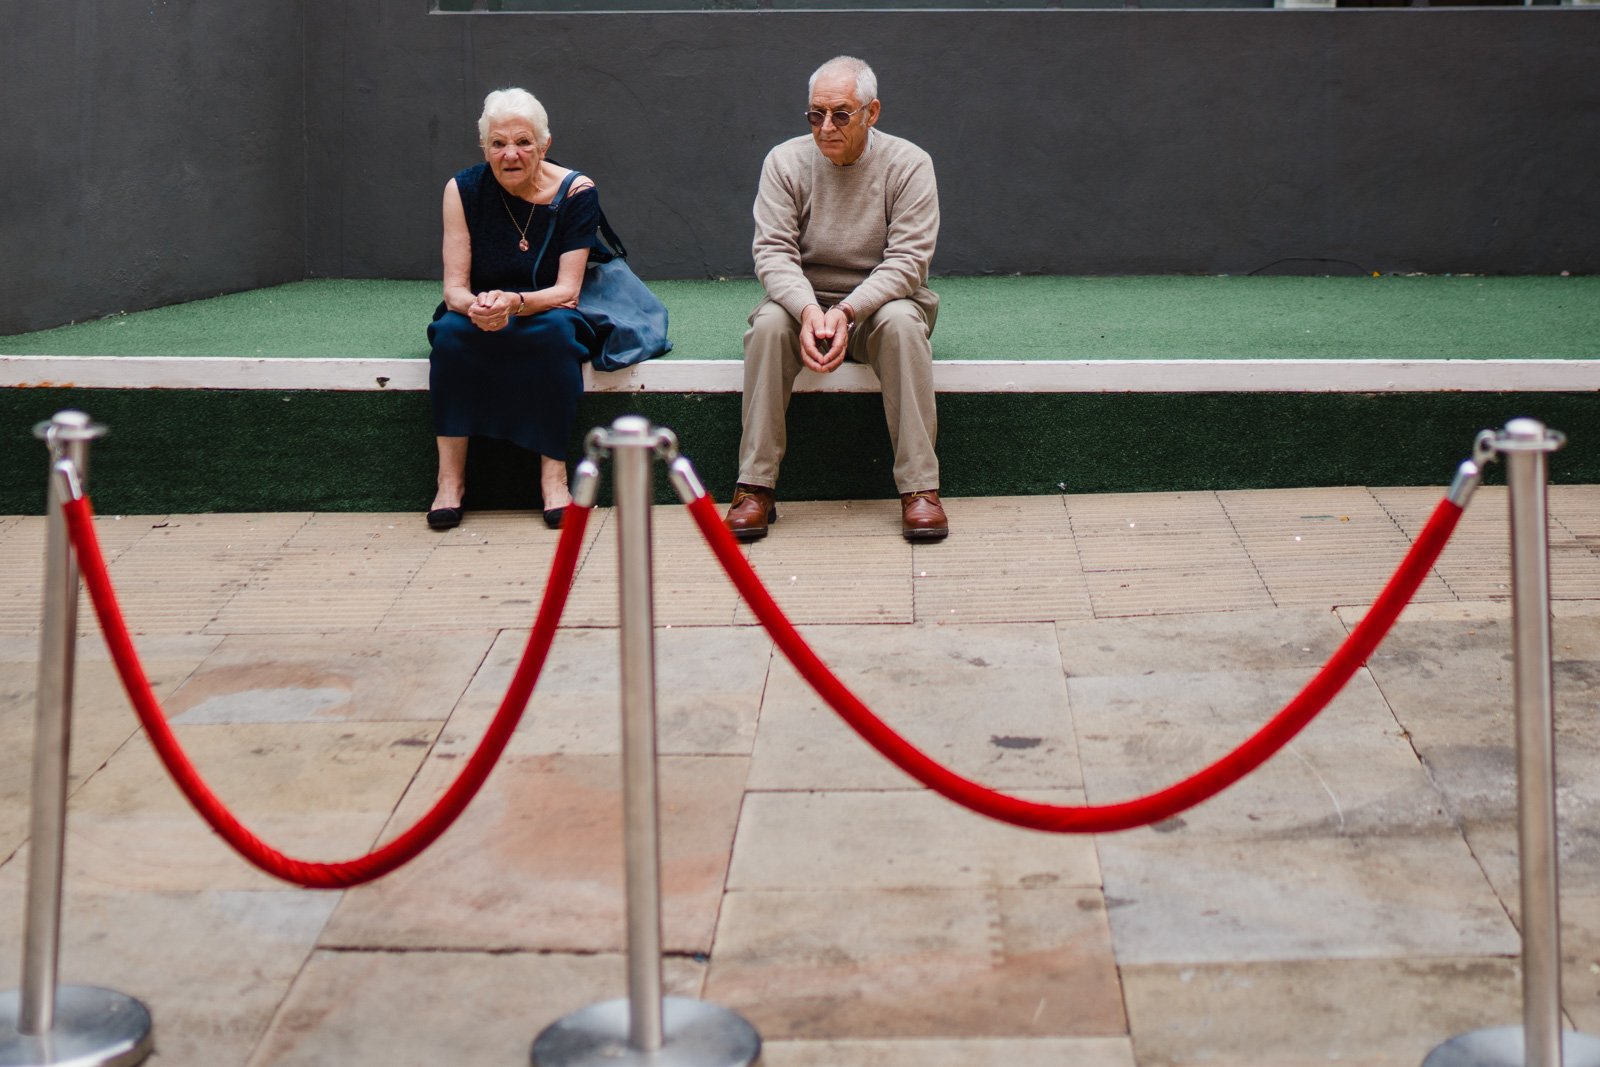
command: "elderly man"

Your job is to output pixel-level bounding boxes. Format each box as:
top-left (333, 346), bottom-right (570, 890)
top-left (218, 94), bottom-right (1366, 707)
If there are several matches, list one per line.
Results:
top-left (724, 55), bottom-right (946, 542)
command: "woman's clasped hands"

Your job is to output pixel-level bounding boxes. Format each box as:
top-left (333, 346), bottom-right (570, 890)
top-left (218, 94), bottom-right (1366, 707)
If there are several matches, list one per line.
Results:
top-left (467, 290), bottom-right (518, 332)
top-left (467, 287), bottom-right (581, 331)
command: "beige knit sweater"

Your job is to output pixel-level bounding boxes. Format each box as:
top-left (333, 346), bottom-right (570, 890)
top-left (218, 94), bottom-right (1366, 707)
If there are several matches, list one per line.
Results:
top-left (751, 130), bottom-right (940, 325)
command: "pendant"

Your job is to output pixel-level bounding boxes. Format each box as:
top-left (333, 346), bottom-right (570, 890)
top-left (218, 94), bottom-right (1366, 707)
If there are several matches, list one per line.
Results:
top-left (518, 238), bottom-right (530, 252)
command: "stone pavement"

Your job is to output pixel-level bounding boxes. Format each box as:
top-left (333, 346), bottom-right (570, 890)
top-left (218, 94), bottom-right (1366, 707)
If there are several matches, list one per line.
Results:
top-left (3, 485), bottom-right (1600, 1066)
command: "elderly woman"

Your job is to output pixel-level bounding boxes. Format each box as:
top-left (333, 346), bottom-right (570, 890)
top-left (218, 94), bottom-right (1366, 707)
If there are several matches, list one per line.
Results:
top-left (425, 87), bottom-right (602, 530)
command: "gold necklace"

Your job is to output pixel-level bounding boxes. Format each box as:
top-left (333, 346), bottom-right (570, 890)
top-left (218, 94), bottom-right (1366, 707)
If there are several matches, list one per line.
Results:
top-left (501, 192), bottom-right (538, 253)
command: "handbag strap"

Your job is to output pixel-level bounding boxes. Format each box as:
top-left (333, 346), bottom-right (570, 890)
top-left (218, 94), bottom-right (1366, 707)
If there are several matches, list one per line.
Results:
top-left (529, 170), bottom-right (585, 280)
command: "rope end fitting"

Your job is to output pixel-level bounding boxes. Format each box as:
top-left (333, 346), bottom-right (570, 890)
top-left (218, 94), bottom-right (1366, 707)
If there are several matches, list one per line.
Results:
top-left (53, 459), bottom-right (85, 503)
top-left (1447, 459), bottom-right (1482, 508)
top-left (668, 456), bottom-right (707, 504)
top-left (572, 458), bottom-right (602, 509)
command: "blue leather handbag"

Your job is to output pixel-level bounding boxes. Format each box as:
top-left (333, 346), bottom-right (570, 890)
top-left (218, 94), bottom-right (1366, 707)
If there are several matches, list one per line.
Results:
top-left (531, 171), bottom-right (672, 373)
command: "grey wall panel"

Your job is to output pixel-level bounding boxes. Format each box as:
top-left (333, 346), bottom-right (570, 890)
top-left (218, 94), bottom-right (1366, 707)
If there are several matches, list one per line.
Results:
top-left (0, 0), bottom-right (304, 334)
top-left (303, 6), bottom-right (1600, 284)
top-left (4, 1), bottom-right (1597, 335)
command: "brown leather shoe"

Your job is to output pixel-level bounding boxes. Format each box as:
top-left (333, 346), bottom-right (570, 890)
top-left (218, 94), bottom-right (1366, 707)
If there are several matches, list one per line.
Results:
top-left (725, 484), bottom-right (777, 542)
top-left (901, 490), bottom-right (949, 541)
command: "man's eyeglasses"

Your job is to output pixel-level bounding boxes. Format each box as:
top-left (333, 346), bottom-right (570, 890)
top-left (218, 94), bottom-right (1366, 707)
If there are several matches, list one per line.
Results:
top-left (805, 105), bottom-right (868, 129)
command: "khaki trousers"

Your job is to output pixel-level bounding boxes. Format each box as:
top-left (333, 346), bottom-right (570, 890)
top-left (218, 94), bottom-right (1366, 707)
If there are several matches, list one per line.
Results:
top-left (737, 297), bottom-right (939, 495)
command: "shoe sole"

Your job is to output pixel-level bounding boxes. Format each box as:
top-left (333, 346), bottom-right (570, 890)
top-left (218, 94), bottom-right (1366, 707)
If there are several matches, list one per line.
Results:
top-left (903, 528), bottom-right (949, 542)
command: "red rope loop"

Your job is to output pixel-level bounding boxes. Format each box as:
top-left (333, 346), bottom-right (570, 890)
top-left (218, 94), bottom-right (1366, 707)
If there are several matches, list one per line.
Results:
top-left (686, 492), bottom-right (1463, 834)
top-left (64, 496), bottom-right (589, 889)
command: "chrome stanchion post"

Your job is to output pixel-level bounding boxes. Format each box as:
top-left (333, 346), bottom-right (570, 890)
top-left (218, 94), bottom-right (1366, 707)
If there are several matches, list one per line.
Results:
top-left (2, 411), bottom-right (153, 1067)
top-left (1423, 419), bottom-right (1600, 1067)
top-left (613, 414), bottom-right (666, 1051)
top-left (1511, 418), bottom-right (1570, 1067)
top-left (532, 418), bottom-right (760, 1067)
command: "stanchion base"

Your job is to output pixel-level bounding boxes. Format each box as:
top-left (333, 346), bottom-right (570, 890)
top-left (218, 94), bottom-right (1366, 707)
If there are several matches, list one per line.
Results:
top-left (1423, 1025), bottom-right (1600, 1066)
top-left (0, 986), bottom-right (152, 1067)
top-left (531, 996), bottom-right (760, 1067)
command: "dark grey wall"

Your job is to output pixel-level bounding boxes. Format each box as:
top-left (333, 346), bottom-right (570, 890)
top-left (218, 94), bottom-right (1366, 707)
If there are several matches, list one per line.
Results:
top-left (0, 1), bottom-right (305, 334)
top-left (305, 5), bottom-right (1600, 283)
top-left (4, 2), bottom-right (1597, 335)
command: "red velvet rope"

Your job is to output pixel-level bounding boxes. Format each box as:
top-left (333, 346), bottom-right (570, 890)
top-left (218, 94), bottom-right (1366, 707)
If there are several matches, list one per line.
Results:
top-left (64, 495), bottom-right (589, 888)
top-left (687, 492), bottom-right (1463, 833)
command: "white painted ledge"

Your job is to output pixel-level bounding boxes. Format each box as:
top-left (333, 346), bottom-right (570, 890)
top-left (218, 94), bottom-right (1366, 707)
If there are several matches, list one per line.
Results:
top-left (2, 355), bottom-right (1598, 393)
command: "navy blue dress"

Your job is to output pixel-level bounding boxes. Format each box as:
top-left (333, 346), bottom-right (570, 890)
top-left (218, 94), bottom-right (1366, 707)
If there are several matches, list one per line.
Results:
top-left (428, 161), bottom-right (602, 458)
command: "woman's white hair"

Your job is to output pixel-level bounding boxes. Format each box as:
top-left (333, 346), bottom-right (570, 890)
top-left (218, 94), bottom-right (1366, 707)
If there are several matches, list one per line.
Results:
top-left (808, 56), bottom-right (878, 106)
top-left (477, 88), bottom-right (551, 147)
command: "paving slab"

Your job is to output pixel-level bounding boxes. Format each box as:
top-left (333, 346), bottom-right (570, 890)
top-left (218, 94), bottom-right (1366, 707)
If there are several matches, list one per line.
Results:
top-left (1058, 605), bottom-right (1347, 677)
top-left (727, 498), bottom-right (917, 628)
top-left (0, 515), bottom-right (155, 636)
top-left (760, 1037), bottom-right (1137, 1066)
top-left (441, 624), bottom-right (771, 757)
top-left (760, 498), bottom-right (906, 539)
top-left (1450, 818), bottom-right (1600, 1033)
top-left (705, 886), bottom-right (1125, 1040)
top-left (0, 884), bottom-right (338, 1067)
top-left (247, 950), bottom-right (706, 1067)
top-left (128, 512), bottom-right (316, 549)
top-left (1, 721), bottom-right (438, 892)
top-left (209, 546), bottom-right (432, 633)
top-left (561, 505), bottom-right (747, 627)
top-left (379, 539), bottom-right (573, 631)
top-left (1375, 485), bottom-right (1600, 602)
top-left (747, 622), bottom-right (1079, 791)
top-left (75, 535), bottom-right (257, 634)
top-left (67, 514), bottom-right (322, 636)
top-left (320, 753), bottom-right (747, 953)
top-left (1066, 490), bottom-right (1275, 617)
top-left (911, 504), bottom-right (1094, 623)
top-left (1221, 485), bottom-right (1457, 606)
top-left (279, 511), bottom-right (445, 550)
top-left (1069, 667), bottom-right (1448, 836)
top-left (937, 494), bottom-right (1072, 528)
top-left (425, 507), bottom-right (583, 548)
top-left (913, 564), bottom-right (1094, 625)
top-left (1096, 831), bottom-right (1518, 966)
top-left (908, 497), bottom-right (1089, 627)
top-left (1553, 485), bottom-right (1600, 553)
top-left (1356, 608), bottom-right (1600, 823)
top-left (1547, 889), bottom-right (1600, 1034)
top-left (0, 632), bottom-right (220, 859)
top-left (161, 631), bottom-right (494, 724)
top-left (728, 789), bottom-right (1100, 890)
top-left (1121, 957), bottom-right (1524, 1067)
top-left (739, 535), bottom-right (913, 625)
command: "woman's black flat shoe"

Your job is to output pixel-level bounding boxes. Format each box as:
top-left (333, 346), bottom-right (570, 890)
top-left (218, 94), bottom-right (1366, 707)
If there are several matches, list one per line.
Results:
top-left (427, 506), bottom-right (464, 531)
top-left (542, 507), bottom-right (566, 530)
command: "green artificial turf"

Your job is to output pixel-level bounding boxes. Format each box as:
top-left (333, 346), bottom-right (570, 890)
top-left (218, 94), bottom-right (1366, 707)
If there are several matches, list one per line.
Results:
top-left (3, 275), bottom-right (1596, 361)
